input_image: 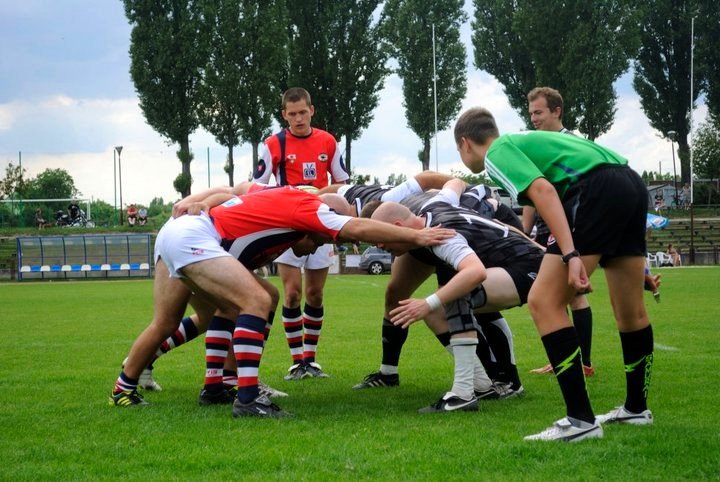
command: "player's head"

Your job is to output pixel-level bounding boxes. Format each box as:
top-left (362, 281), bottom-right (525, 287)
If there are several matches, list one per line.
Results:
top-left (454, 107), bottom-right (499, 174)
top-left (319, 193), bottom-right (353, 216)
top-left (282, 87), bottom-right (314, 136)
top-left (370, 202), bottom-right (418, 256)
top-left (527, 86), bottom-right (564, 131)
top-left (359, 200), bottom-right (383, 218)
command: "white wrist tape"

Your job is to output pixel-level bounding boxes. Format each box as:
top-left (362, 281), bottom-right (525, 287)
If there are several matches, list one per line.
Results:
top-left (425, 293), bottom-right (442, 311)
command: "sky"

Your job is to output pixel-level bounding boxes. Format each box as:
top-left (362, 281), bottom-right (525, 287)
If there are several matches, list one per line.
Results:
top-left (0, 1), bottom-right (708, 207)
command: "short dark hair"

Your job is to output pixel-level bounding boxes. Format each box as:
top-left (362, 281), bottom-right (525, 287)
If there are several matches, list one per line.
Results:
top-left (454, 107), bottom-right (499, 145)
top-left (282, 87), bottom-right (312, 109)
top-left (527, 87), bottom-right (564, 119)
top-left (359, 200), bottom-right (383, 218)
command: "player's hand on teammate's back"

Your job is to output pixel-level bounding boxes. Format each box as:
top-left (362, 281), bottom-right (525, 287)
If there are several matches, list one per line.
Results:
top-left (415, 226), bottom-right (456, 246)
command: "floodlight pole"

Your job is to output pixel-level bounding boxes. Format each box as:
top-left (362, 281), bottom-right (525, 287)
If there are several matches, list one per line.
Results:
top-left (116, 146), bottom-right (123, 226)
top-left (668, 130), bottom-right (679, 209)
top-left (432, 23), bottom-right (438, 172)
top-left (113, 149), bottom-right (117, 225)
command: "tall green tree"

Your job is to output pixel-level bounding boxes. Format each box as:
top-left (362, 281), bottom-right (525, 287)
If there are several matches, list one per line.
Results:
top-left (472, 0), bottom-right (638, 139)
top-left (284, 2), bottom-right (336, 134)
top-left (327, 0), bottom-right (390, 173)
top-left (124, 0), bottom-right (207, 197)
top-left (383, 0), bottom-right (467, 170)
top-left (198, 0), bottom-right (288, 184)
top-left (0, 162), bottom-right (26, 200)
top-left (283, 1), bottom-right (389, 173)
top-left (24, 168), bottom-right (80, 200)
top-left (692, 120), bottom-right (720, 180)
top-left (471, 0), bottom-right (536, 127)
top-left (633, 0), bottom-right (702, 184)
top-left (696, 1), bottom-right (720, 123)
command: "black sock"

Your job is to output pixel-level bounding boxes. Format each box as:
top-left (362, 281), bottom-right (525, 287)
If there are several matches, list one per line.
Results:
top-left (620, 325), bottom-right (654, 413)
top-left (381, 319), bottom-right (409, 367)
top-left (572, 307), bottom-right (593, 366)
top-left (435, 331), bottom-right (451, 347)
top-left (472, 328), bottom-right (499, 380)
top-left (477, 312), bottom-right (520, 388)
top-left (542, 327), bottom-right (595, 424)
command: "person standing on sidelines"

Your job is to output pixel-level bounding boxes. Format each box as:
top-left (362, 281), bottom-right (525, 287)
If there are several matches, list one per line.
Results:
top-left (524, 87), bottom-right (595, 377)
top-left (455, 107), bottom-right (654, 442)
top-left (253, 87), bottom-right (350, 380)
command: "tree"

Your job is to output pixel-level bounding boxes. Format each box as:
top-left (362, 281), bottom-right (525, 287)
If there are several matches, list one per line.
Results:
top-left (692, 120), bottom-right (720, 181)
top-left (198, 1), bottom-right (288, 184)
top-left (696, 1), bottom-right (720, 123)
top-left (327, 0), bottom-right (390, 173)
top-left (633, 0), bottom-right (702, 184)
top-left (124, 0), bottom-right (207, 197)
top-left (471, 0), bottom-right (536, 127)
top-left (24, 168), bottom-right (80, 200)
top-left (284, 1), bottom-right (390, 173)
top-left (383, 0), bottom-right (467, 170)
top-left (0, 162), bottom-right (26, 200)
top-left (385, 173), bottom-right (407, 186)
top-left (472, 0), bottom-right (639, 139)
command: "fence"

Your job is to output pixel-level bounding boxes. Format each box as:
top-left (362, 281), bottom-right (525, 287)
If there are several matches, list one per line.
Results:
top-left (16, 234), bottom-right (152, 280)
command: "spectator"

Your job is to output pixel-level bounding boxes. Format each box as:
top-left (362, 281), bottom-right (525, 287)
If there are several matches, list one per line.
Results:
top-left (667, 243), bottom-right (681, 266)
top-left (654, 191), bottom-right (664, 213)
top-left (681, 183), bottom-right (690, 210)
top-left (35, 208), bottom-right (46, 229)
top-left (68, 202), bottom-right (80, 221)
top-left (138, 207), bottom-right (148, 226)
top-left (127, 204), bottom-right (138, 227)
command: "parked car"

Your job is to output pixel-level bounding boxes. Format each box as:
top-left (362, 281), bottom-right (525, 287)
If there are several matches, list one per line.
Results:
top-left (358, 247), bottom-right (392, 274)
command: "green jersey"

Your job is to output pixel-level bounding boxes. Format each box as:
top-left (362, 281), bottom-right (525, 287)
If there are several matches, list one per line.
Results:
top-left (485, 131), bottom-right (628, 205)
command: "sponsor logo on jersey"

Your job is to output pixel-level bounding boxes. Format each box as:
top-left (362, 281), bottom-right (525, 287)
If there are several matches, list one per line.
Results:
top-left (318, 153), bottom-right (328, 162)
top-left (303, 162), bottom-right (317, 180)
top-left (287, 154), bottom-right (297, 164)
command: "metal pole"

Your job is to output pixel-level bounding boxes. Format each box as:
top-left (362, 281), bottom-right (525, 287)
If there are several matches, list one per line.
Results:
top-left (668, 131), bottom-right (679, 208)
top-left (113, 150), bottom-right (117, 225)
top-left (207, 147), bottom-right (211, 188)
top-left (689, 17), bottom-right (695, 263)
top-left (432, 23), bottom-right (438, 172)
top-left (116, 146), bottom-right (123, 226)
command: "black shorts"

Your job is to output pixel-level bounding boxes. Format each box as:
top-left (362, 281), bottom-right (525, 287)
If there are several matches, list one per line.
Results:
top-left (503, 253), bottom-right (543, 304)
top-left (546, 165), bottom-right (647, 267)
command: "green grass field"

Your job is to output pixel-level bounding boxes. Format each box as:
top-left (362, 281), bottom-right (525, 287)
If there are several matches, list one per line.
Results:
top-left (1, 268), bottom-right (719, 480)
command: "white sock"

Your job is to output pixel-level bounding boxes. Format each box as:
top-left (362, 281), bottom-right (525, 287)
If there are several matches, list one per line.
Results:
top-left (380, 364), bottom-right (398, 375)
top-left (473, 356), bottom-right (492, 391)
top-left (450, 337), bottom-right (478, 400)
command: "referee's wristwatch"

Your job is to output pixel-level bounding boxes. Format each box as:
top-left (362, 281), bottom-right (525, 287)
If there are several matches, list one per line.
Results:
top-left (561, 250), bottom-right (581, 264)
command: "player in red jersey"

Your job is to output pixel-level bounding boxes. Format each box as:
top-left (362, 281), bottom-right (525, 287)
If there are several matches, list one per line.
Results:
top-left (110, 185), bottom-right (455, 418)
top-left (253, 87), bottom-right (350, 380)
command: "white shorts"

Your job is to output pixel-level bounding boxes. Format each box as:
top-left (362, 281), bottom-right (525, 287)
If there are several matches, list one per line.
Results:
top-left (154, 213), bottom-right (232, 278)
top-left (274, 243), bottom-right (335, 270)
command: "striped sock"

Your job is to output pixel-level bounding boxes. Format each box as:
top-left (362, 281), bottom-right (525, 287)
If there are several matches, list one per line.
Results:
top-left (264, 310), bottom-right (275, 344)
top-left (282, 306), bottom-right (304, 364)
top-left (113, 371), bottom-right (138, 394)
top-left (223, 369), bottom-right (238, 390)
top-left (302, 304), bottom-right (323, 364)
top-left (154, 316), bottom-right (200, 362)
top-left (233, 315), bottom-right (267, 403)
top-left (203, 316), bottom-right (235, 392)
